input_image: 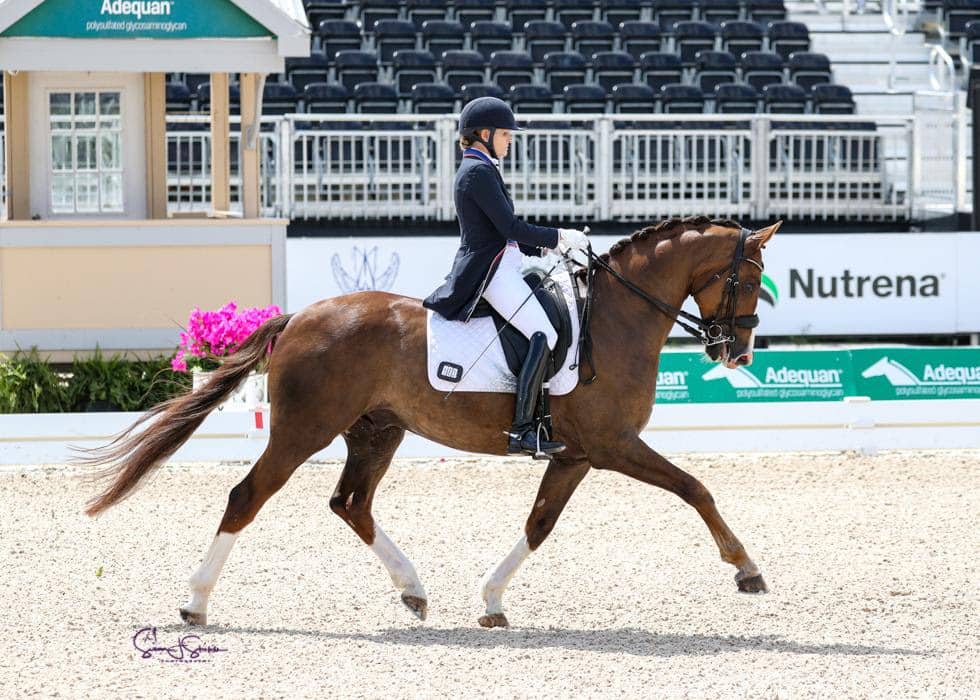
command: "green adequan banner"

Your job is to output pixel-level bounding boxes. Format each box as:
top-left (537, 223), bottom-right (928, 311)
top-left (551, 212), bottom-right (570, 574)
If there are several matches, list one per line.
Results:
top-left (655, 347), bottom-right (980, 403)
top-left (2, 0), bottom-right (271, 39)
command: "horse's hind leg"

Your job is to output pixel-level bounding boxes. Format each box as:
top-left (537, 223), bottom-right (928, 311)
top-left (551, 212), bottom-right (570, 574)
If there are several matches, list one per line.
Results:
top-left (329, 416), bottom-right (428, 620)
top-left (479, 456), bottom-right (590, 628)
top-left (179, 432), bottom-right (333, 626)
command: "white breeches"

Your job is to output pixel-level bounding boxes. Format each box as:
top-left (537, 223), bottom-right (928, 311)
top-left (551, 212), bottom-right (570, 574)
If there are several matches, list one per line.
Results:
top-left (481, 245), bottom-right (558, 351)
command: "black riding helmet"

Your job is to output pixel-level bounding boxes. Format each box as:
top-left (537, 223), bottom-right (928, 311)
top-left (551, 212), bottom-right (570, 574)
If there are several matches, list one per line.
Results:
top-left (458, 96), bottom-right (522, 159)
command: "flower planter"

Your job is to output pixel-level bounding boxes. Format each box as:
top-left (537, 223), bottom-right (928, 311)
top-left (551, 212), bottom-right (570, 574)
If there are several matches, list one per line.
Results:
top-left (192, 369), bottom-right (267, 411)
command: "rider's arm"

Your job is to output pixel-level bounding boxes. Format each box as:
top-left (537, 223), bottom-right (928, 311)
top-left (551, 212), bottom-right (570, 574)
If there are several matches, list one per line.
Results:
top-left (467, 166), bottom-right (559, 250)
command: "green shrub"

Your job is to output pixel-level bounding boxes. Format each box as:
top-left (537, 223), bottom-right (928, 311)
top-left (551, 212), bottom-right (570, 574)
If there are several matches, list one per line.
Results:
top-left (0, 349), bottom-right (69, 413)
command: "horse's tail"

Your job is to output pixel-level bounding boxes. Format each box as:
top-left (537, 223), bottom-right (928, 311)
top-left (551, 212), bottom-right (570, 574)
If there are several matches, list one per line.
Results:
top-left (79, 313), bottom-right (294, 517)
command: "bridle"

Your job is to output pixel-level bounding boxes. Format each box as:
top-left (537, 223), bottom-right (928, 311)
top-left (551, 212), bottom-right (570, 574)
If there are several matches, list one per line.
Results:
top-left (574, 226), bottom-right (763, 383)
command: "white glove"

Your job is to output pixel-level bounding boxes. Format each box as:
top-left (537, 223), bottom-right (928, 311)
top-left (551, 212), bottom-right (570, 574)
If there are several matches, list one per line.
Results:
top-left (557, 227), bottom-right (589, 255)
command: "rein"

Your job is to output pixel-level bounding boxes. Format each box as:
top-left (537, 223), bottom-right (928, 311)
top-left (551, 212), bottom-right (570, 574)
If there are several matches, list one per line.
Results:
top-left (574, 226), bottom-right (763, 384)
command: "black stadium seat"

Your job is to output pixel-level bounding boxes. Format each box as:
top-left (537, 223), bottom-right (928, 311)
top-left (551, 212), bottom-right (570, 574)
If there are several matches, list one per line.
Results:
top-left (353, 82), bottom-right (399, 113)
top-left (490, 50), bottom-right (536, 92)
top-left (695, 50), bottom-right (737, 93)
top-left (372, 19), bottom-right (418, 63)
top-left (601, 0), bottom-right (643, 28)
top-left (411, 82), bottom-right (456, 113)
top-left (620, 21), bottom-right (662, 60)
top-left (660, 83), bottom-right (704, 113)
top-left (317, 20), bottom-right (363, 62)
top-left (285, 54), bottom-right (330, 92)
top-left (421, 20), bottom-right (466, 56)
top-left (460, 82), bottom-right (506, 104)
top-left (747, 0), bottom-right (786, 24)
top-left (767, 21), bottom-right (810, 61)
top-left (762, 83), bottom-right (806, 113)
top-left (563, 83), bottom-right (608, 112)
top-left (166, 82), bottom-right (192, 112)
top-left (303, 82), bottom-right (350, 113)
top-left (591, 51), bottom-right (637, 93)
top-left (405, 0), bottom-right (447, 30)
top-left (788, 51), bottom-right (832, 92)
top-left (572, 20), bottom-right (617, 58)
top-left (714, 82), bottom-right (759, 113)
top-left (740, 50), bottom-right (784, 91)
top-left (674, 21), bottom-right (716, 65)
top-left (812, 83), bottom-right (855, 114)
top-left (701, 0), bottom-right (741, 25)
top-left (453, 0), bottom-right (495, 28)
top-left (509, 83), bottom-right (555, 113)
top-left (359, 0), bottom-right (401, 30)
top-left (640, 51), bottom-right (683, 93)
top-left (555, 0), bottom-right (596, 31)
top-left (944, 0), bottom-right (980, 38)
top-left (305, 0), bottom-right (348, 26)
top-left (392, 50), bottom-right (437, 96)
top-left (967, 20), bottom-right (980, 63)
top-left (543, 51), bottom-right (588, 95)
top-left (263, 82), bottom-right (299, 115)
top-left (471, 21), bottom-right (514, 61)
top-left (441, 50), bottom-right (487, 94)
top-left (611, 82), bottom-right (656, 113)
top-left (335, 50), bottom-right (380, 92)
top-left (655, 0), bottom-right (696, 31)
top-left (197, 82), bottom-right (241, 114)
top-left (721, 20), bottom-right (765, 57)
top-left (506, 0), bottom-right (549, 33)
top-left (524, 20), bottom-right (568, 62)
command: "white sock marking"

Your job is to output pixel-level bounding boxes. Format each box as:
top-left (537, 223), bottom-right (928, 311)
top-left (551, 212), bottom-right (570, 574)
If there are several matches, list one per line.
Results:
top-left (370, 523), bottom-right (426, 599)
top-left (183, 531), bottom-right (239, 615)
top-left (480, 534), bottom-right (531, 615)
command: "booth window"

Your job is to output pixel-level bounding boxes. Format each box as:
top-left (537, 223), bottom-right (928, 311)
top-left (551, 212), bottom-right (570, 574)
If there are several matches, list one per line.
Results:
top-left (49, 91), bottom-right (124, 214)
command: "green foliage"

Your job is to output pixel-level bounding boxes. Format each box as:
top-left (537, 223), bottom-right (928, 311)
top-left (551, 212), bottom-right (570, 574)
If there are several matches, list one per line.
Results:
top-left (0, 349), bottom-right (69, 413)
top-left (0, 346), bottom-right (192, 413)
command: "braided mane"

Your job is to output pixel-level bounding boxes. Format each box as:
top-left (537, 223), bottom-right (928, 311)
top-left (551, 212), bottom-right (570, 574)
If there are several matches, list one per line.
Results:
top-left (574, 216), bottom-right (743, 279)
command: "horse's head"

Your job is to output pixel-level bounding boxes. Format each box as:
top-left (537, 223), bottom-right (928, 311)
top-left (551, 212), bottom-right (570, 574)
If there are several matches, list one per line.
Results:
top-left (689, 221), bottom-right (780, 369)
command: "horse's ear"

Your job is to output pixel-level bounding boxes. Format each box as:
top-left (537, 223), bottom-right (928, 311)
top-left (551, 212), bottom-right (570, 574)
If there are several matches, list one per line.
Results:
top-left (745, 220), bottom-right (781, 254)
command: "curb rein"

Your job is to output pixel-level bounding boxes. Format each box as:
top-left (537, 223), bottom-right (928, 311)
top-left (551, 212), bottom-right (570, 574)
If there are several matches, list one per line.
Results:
top-left (573, 227), bottom-right (763, 385)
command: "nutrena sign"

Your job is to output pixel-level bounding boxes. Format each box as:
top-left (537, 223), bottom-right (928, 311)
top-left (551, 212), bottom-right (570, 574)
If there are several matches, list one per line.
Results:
top-left (2, 0), bottom-right (271, 39)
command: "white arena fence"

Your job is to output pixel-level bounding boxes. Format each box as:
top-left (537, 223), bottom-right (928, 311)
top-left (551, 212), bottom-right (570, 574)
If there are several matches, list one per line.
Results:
top-left (0, 106), bottom-right (970, 222)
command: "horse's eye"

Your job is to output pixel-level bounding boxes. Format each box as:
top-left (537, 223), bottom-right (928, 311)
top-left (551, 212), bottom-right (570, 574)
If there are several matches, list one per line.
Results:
top-left (742, 282), bottom-right (757, 293)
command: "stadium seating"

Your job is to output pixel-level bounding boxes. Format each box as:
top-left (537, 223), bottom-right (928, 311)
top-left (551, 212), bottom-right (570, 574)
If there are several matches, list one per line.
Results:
top-left (967, 20), bottom-right (980, 63)
top-left (702, 0), bottom-right (742, 25)
top-left (392, 49), bottom-right (437, 95)
top-left (285, 54), bottom-right (330, 92)
top-left (421, 20), bottom-right (465, 56)
top-left (196, 82), bottom-right (241, 114)
top-left (714, 82), bottom-right (760, 113)
top-left (509, 83), bottom-right (554, 112)
top-left (619, 21), bottom-right (662, 60)
top-left (524, 21), bottom-right (568, 63)
top-left (610, 83), bottom-right (656, 113)
top-left (411, 82), bottom-right (456, 112)
top-left (640, 52), bottom-right (683, 93)
top-left (740, 51), bottom-right (785, 92)
top-left (943, 0), bottom-right (980, 39)
top-left (788, 52), bottom-right (833, 92)
top-left (263, 82), bottom-right (299, 115)
top-left (454, 0), bottom-right (496, 27)
top-left (405, 0), bottom-right (446, 30)
top-left (353, 82), bottom-right (399, 112)
top-left (720, 20), bottom-right (765, 56)
top-left (591, 51), bottom-right (636, 94)
top-left (695, 50), bottom-right (738, 93)
top-left (762, 83), bottom-right (807, 113)
top-left (460, 82), bottom-right (505, 104)
top-left (655, 0), bottom-right (696, 31)
top-left (674, 21), bottom-right (717, 65)
top-left (166, 82), bottom-right (192, 112)
top-left (304, 0), bottom-right (347, 27)
top-left (564, 83), bottom-right (608, 112)
top-left (746, 0), bottom-right (787, 24)
top-left (555, 0), bottom-right (596, 31)
top-left (811, 84), bottom-right (855, 114)
top-left (543, 52), bottom-right (588, 95)
top-left (316, 20), bottom-right (363, 60)
top-left (601, 0), bottom-right (643, 28)
top-left (335, 50), bottom-right (380, 92)
top-left (572, 20), bottom-right (617, 58)
top-left (359, 0), bottom-right (401, 30)
top-left (767, 21), bottom-right (810, 61)
top-left (490, 51), bottom-right (535, 92)
top-left (372, 19), bottom-right (418, 63)
top-left (442, 50), bottom-right (488, 94)
top-left (660, 84), bottom-right (705, 113)
top-left (303, 82), bottom-right (350, 113)
top-left (471, 21), bottom-right (514, 60)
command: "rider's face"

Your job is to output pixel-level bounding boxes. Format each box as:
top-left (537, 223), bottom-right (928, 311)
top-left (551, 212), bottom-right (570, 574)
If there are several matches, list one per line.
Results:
top-left (479, 128), bottom-right (512, 158)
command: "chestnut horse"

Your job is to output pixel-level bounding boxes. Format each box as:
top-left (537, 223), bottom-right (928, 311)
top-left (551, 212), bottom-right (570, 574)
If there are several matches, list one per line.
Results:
top-left (82, 215), bottom-right (778, 628)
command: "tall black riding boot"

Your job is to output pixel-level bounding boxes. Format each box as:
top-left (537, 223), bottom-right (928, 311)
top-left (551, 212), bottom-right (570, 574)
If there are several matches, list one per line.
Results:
top-left (507, 332), bottom-right (566, 457)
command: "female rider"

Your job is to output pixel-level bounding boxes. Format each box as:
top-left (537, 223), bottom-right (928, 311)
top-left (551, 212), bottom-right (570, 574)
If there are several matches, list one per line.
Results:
top-left (423, 97), bottom-right (590, 456)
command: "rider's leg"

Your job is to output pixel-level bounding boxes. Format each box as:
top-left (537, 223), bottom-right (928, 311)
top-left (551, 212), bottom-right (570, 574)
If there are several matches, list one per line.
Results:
top-left (481, 246), bottom-right (563, 455)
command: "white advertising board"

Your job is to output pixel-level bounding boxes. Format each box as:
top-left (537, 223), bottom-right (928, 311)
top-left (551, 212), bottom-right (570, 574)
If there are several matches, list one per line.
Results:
top-left (286, 232), bottom-right (980, 336)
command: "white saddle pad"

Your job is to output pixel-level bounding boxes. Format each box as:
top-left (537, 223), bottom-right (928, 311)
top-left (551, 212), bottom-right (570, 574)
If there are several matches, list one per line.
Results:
top-left (426, 263), bottom-right (581, 396)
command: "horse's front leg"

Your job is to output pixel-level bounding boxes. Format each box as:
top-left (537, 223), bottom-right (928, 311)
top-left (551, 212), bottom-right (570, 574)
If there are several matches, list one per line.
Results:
top-left (591, 436), bottom-right (768, 593)
top-left (478, 456), bottom-right (591, 628)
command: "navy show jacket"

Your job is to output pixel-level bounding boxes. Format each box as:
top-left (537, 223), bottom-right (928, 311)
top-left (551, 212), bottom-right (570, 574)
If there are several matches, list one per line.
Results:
top-left (423, 152), bottom-right (560, 321)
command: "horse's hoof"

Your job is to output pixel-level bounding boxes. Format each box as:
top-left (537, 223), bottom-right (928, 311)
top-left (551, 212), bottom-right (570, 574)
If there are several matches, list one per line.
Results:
top-left (736, 573), bottom-right (769, 594)
top-left (478, 613), bottom-right (509, 628)
top-left (179, 607), bottom-right (207, 625)
top-left (401, 594), bottom-right (428, 621)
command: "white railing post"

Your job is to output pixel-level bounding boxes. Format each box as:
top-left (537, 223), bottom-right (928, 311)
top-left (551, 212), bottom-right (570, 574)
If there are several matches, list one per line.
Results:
top-left (278, 118), bottom-right (292, 219)
top-left (955, 90), bottom-right (970, 214)
top-left (596, 117), bottom-right (612, 221)
top-left (438, 116), bottom-right (456, 220)
top-left (750, 116), bottom-right (770, 220)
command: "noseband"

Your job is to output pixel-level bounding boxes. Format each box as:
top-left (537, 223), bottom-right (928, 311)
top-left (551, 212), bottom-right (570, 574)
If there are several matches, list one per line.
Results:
top-left (576, 227), bottom-right (763, 381)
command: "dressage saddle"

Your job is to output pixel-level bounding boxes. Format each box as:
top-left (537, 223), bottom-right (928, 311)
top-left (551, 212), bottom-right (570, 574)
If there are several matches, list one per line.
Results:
top-left (470, 271), bottom-right (572, 379)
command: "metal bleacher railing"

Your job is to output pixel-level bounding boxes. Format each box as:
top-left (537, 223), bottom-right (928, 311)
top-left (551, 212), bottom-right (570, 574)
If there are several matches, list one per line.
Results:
top-left (162, 111), bottom-right (937, 223)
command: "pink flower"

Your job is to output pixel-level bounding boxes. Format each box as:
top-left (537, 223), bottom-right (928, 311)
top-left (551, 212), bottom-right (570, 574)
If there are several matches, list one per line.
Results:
top-left (171, 301), bottom-right (283, 372)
